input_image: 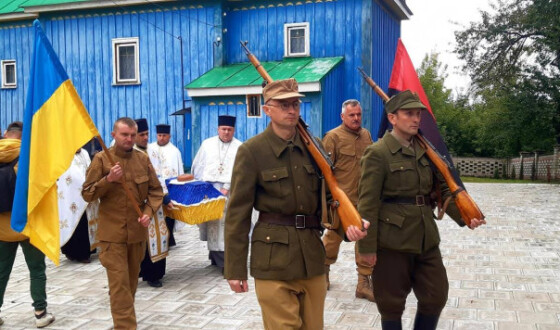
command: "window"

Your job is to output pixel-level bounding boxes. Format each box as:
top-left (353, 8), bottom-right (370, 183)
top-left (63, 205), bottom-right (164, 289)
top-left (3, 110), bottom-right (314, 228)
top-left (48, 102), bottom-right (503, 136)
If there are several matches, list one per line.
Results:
top-left (112, 37), bottom-right (140, 85)
top-left (247, 95), bottom-right (262, 117)
top-left (1, 60), bottom-right (16, 89)
top-left (284, 22), bottom-right (310, 57)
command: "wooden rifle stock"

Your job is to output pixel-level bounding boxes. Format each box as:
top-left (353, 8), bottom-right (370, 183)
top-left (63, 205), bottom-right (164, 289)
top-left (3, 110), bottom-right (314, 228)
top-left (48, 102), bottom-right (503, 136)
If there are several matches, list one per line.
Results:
top-left (296, 119), bottom-right (363, 232)
top-left (357, 67), bottom-right (484, 227)
top-left (241, 41), bottom-right (363, 231)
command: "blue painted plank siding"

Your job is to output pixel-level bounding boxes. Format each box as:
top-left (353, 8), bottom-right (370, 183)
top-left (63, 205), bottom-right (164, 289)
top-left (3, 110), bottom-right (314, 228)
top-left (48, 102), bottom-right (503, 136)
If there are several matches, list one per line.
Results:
top-left (0, 23), bottom-right (33, 127)
top-left (369, 1), bottom-right (400, 139)
top-left (193, 94), bottom-right (321, 154)
top-left (321, 62), bottom-right (345, 134)
top-left (0, 3), bottom-right (220, 160)
top-left (223, 0), bottom-right (400, 137)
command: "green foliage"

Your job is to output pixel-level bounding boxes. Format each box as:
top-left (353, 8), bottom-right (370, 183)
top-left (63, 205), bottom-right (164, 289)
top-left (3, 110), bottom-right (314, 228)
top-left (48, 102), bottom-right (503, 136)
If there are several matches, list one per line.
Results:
top-left (454, 0), bottom-right (560, 152)
top-left (502, 163), bottom-right (509, 179)
top-left (511, 166), bottom-right (516, 179)
top-left (493, 167), bottom-right (500, 179)
top-left (418, 53), bottom-right (479, 156)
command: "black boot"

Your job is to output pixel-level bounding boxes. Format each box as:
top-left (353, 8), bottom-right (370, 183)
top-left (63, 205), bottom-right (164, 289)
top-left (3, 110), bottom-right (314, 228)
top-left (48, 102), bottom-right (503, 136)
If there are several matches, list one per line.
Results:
top-left (413, 313), bottom-right (440, 330)
top-left (381, 320), bottom-right (402, 330)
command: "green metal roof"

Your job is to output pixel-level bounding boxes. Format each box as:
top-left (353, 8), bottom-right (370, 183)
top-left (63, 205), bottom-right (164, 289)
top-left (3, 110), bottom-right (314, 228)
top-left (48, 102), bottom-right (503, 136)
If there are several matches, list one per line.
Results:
top-left (0, 0), bottom-right (88, 14)
top-left (186, 57), bottom-right (344, 89)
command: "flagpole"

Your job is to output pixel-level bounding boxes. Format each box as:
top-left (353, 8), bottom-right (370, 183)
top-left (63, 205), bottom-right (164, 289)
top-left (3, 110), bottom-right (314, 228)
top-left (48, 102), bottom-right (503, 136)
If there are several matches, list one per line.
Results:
top-left (357, 67), bottom-right (484, 227)
top-left (95, 136), bottom-right (144, 217)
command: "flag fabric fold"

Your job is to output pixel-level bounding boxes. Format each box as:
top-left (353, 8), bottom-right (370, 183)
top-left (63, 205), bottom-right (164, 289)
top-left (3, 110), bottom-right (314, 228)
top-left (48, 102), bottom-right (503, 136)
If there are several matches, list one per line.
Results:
top-left (11, 19), bottom-right (99, 265)
top-left (380, 38), bottom-right (464, 189)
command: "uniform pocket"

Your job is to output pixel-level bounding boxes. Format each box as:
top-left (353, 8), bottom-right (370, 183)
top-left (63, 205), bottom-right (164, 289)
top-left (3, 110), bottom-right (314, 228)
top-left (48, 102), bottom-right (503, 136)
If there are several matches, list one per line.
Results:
top-left (261, 167), bottom-right (290, 197)
top-left (378, 208), bottom-right (405, 228)
top-left (98, 242), bottom-right (123, 271)
top-left (336, 147), bottom-right (356, 173)
top-left (250, 226), bottom-right (290, 271)
top-left (389, 161), bottom-right (416, 192)
top-left (134, 175), bottom-right (149, 201)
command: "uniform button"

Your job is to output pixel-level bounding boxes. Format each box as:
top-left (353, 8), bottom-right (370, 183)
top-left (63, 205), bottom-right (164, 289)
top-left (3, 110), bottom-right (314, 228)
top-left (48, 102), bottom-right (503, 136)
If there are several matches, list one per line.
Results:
top-left (297, 185), bottom-right (301, 190)
top-left (266, 236), bottom-right (270, 241)
top-left (272, 175), bottom-right (277, 179)
top-left (400, 166), bottom-right (404, 170)
top-left (294, 165), bottom-right (298, 169)
top-left (385, 218), bottom-right (389, 222)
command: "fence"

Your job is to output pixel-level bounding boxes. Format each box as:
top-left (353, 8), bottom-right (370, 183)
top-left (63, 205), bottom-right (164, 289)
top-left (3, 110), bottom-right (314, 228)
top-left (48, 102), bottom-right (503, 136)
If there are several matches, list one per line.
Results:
top-left (453, 145), bottom-right (560, 181)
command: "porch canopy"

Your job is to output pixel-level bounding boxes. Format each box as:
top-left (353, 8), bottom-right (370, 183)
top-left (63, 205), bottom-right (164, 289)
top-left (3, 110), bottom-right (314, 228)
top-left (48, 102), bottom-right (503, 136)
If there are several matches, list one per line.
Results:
top-left (185, 56), bottom-right (343, 98)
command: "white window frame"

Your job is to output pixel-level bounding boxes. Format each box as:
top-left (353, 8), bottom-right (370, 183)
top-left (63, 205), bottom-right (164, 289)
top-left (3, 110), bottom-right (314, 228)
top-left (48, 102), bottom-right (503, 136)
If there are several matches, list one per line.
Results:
top-left (284, 22), bottom-right (310, 57)
top-left (112, 37), bottom-right (140, 85)
top-left (1, 60), bottom-right (17, 89)
top-left (246, 94), bottom-right (262, 118)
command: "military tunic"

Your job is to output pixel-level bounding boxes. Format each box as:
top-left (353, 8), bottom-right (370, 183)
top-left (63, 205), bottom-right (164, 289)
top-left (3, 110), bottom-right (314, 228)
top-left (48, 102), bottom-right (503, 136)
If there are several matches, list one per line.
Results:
top-left (322, 124), bottom-right (373, 276)
top-left (224, 125), bottom-right (325, 281)
top-left (82, 147), bottom-right (163, 330)
top-left (357, 131), bottom-right (463, 320)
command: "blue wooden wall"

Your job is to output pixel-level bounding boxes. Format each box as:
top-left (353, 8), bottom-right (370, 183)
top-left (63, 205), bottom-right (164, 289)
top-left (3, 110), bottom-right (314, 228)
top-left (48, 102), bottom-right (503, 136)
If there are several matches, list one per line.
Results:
top-left (0, 2), bottom-right (221, 164)
top-left (222, 0), bottom-right (401, 138)
top-left (0, 0), bottom-right (403, 166)
top-left (193, 94), bottom-right (321, 151)
top-left (368, 0), bottom-right (401, 139)
top-left (0, 24), bottom-right (33, 127)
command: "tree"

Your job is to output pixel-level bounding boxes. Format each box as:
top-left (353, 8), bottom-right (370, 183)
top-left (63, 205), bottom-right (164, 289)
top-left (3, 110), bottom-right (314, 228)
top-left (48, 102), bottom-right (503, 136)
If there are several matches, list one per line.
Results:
top-left (455, 0), bottom-right (560, 148)
top-left (417, 53), bottom-right (478, 156)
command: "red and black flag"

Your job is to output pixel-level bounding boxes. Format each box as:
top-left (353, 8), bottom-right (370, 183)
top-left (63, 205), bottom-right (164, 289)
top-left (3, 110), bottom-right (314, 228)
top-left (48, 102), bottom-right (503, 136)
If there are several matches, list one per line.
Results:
top-left (378, 38), bottom-right (464, 189)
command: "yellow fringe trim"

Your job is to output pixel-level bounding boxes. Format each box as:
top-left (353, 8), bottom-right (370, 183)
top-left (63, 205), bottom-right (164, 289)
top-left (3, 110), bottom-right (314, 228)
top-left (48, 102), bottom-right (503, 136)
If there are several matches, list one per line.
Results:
top-left (165, 197), bottom-right (226, 225)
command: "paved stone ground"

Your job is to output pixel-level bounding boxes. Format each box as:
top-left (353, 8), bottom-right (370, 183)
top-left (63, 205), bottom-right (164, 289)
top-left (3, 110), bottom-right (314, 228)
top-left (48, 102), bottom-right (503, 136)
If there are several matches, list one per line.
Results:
top-left (1, 183), bottom-right (559, 329)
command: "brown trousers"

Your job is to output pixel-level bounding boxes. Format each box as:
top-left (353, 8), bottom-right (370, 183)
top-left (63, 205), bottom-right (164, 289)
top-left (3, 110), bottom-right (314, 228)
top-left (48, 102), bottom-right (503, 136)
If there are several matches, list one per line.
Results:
top-left (99, 241), bottom-right (146, 330)
top-left (323, 229), bottom-right (372, 275)
top-left (373, 247), bottom-right (449, 320)
top-left (255, 275), bottom-right (326, 330)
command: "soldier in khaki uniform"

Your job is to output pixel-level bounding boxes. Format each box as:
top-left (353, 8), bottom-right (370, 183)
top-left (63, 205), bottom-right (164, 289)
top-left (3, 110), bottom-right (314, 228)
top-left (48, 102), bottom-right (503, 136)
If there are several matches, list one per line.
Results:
top-left (322, 99), bottom-right (374, 301)
top-left (224, 79), bottom-right (367, 329)
top-left (82, 117), bottom-right (163, 330)
top-left (358, 90), bottom-right (485, 330)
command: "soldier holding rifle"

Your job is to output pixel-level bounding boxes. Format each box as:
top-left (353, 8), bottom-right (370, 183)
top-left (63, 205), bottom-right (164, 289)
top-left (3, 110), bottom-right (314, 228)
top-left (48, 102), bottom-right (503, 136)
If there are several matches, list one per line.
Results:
top-left (358, 90), bottom-right (485, 330)
top-left (224, 79), bottom-right (368, 329)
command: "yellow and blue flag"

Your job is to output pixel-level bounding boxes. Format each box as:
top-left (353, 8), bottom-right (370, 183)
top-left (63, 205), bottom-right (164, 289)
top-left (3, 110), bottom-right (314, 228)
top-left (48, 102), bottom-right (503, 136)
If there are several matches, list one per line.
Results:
top-left (11, 20), bottom-right (99, 265)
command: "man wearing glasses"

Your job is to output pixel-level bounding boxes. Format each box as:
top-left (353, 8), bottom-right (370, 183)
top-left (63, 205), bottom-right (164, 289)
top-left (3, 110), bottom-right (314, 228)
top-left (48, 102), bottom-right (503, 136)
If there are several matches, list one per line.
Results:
top-left (224, 78), bottom-right (367, 329)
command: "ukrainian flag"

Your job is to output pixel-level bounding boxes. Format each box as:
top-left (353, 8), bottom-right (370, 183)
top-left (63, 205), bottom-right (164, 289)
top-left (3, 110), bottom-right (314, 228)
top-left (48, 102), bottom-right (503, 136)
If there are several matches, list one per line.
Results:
top-left (11, 20), bottom-right (99, 265)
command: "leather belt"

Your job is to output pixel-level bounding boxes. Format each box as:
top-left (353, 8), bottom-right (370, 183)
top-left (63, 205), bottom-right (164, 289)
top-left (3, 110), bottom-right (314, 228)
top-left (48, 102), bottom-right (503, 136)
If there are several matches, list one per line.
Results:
top-left (258, 212), bottom-right (321, 229)
top-left (383, 195), bottom-right (432, 206)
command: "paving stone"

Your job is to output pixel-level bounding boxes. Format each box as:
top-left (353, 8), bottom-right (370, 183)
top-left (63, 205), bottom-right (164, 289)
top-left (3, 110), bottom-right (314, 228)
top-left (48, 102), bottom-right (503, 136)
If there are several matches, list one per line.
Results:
top-left (497, 322), bottom-right (536, 330)
top-left (1, 183), bottom-right (559, 329)
top-left (458, 298), bottom-right (495, 310)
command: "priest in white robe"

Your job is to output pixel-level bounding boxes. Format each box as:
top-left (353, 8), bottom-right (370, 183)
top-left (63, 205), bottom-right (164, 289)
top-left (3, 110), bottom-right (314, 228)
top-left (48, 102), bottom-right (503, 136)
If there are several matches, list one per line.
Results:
top-left (148, 124), bottom-right (184, 249)
top-left (58, 147), bottom-right (98, 263)
top-left (191, 115), bottom-right (242, 269)
top-left (136, 119), bottom-right (171, 288)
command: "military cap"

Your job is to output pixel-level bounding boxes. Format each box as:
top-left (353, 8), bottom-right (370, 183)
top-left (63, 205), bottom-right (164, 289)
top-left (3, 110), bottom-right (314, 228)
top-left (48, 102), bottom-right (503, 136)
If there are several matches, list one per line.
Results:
top-left (385, 90), bottom-right (427, 114)
top-left (156, 124), bottom-right (170, 134)
top-left (218, 115), bottom-right (236, 127)
top-left (262, 78), bottom-right (305, 103)
top-left (135, 118), bottom-right (148, 133)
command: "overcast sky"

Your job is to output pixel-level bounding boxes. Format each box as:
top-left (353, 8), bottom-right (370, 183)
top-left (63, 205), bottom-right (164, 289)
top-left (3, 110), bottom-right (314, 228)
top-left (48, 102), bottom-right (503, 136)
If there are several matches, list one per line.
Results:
top-left (401, 0), bottom-right (494, 95)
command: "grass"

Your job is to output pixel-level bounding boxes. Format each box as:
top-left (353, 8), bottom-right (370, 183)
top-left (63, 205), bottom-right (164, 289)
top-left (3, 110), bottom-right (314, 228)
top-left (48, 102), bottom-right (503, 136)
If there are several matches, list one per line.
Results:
top-left (460, 176), bottom-right (556, 184)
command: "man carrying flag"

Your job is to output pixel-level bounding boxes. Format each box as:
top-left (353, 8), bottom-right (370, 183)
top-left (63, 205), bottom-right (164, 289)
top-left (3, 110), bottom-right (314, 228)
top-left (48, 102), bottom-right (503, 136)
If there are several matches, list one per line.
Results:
top-left (11, 19), bottom-right (100, 267)
top-left (0, 122), bottom-right (55, 328)
top-left (357, 40), bottom-right (486, 329)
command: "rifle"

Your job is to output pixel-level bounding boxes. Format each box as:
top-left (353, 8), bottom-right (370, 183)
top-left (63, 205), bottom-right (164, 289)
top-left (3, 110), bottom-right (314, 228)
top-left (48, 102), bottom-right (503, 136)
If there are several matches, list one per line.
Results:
top-left (357, 67), bottom-right (484, 227)
top-left (241, 41), bottom-right (363, 232)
